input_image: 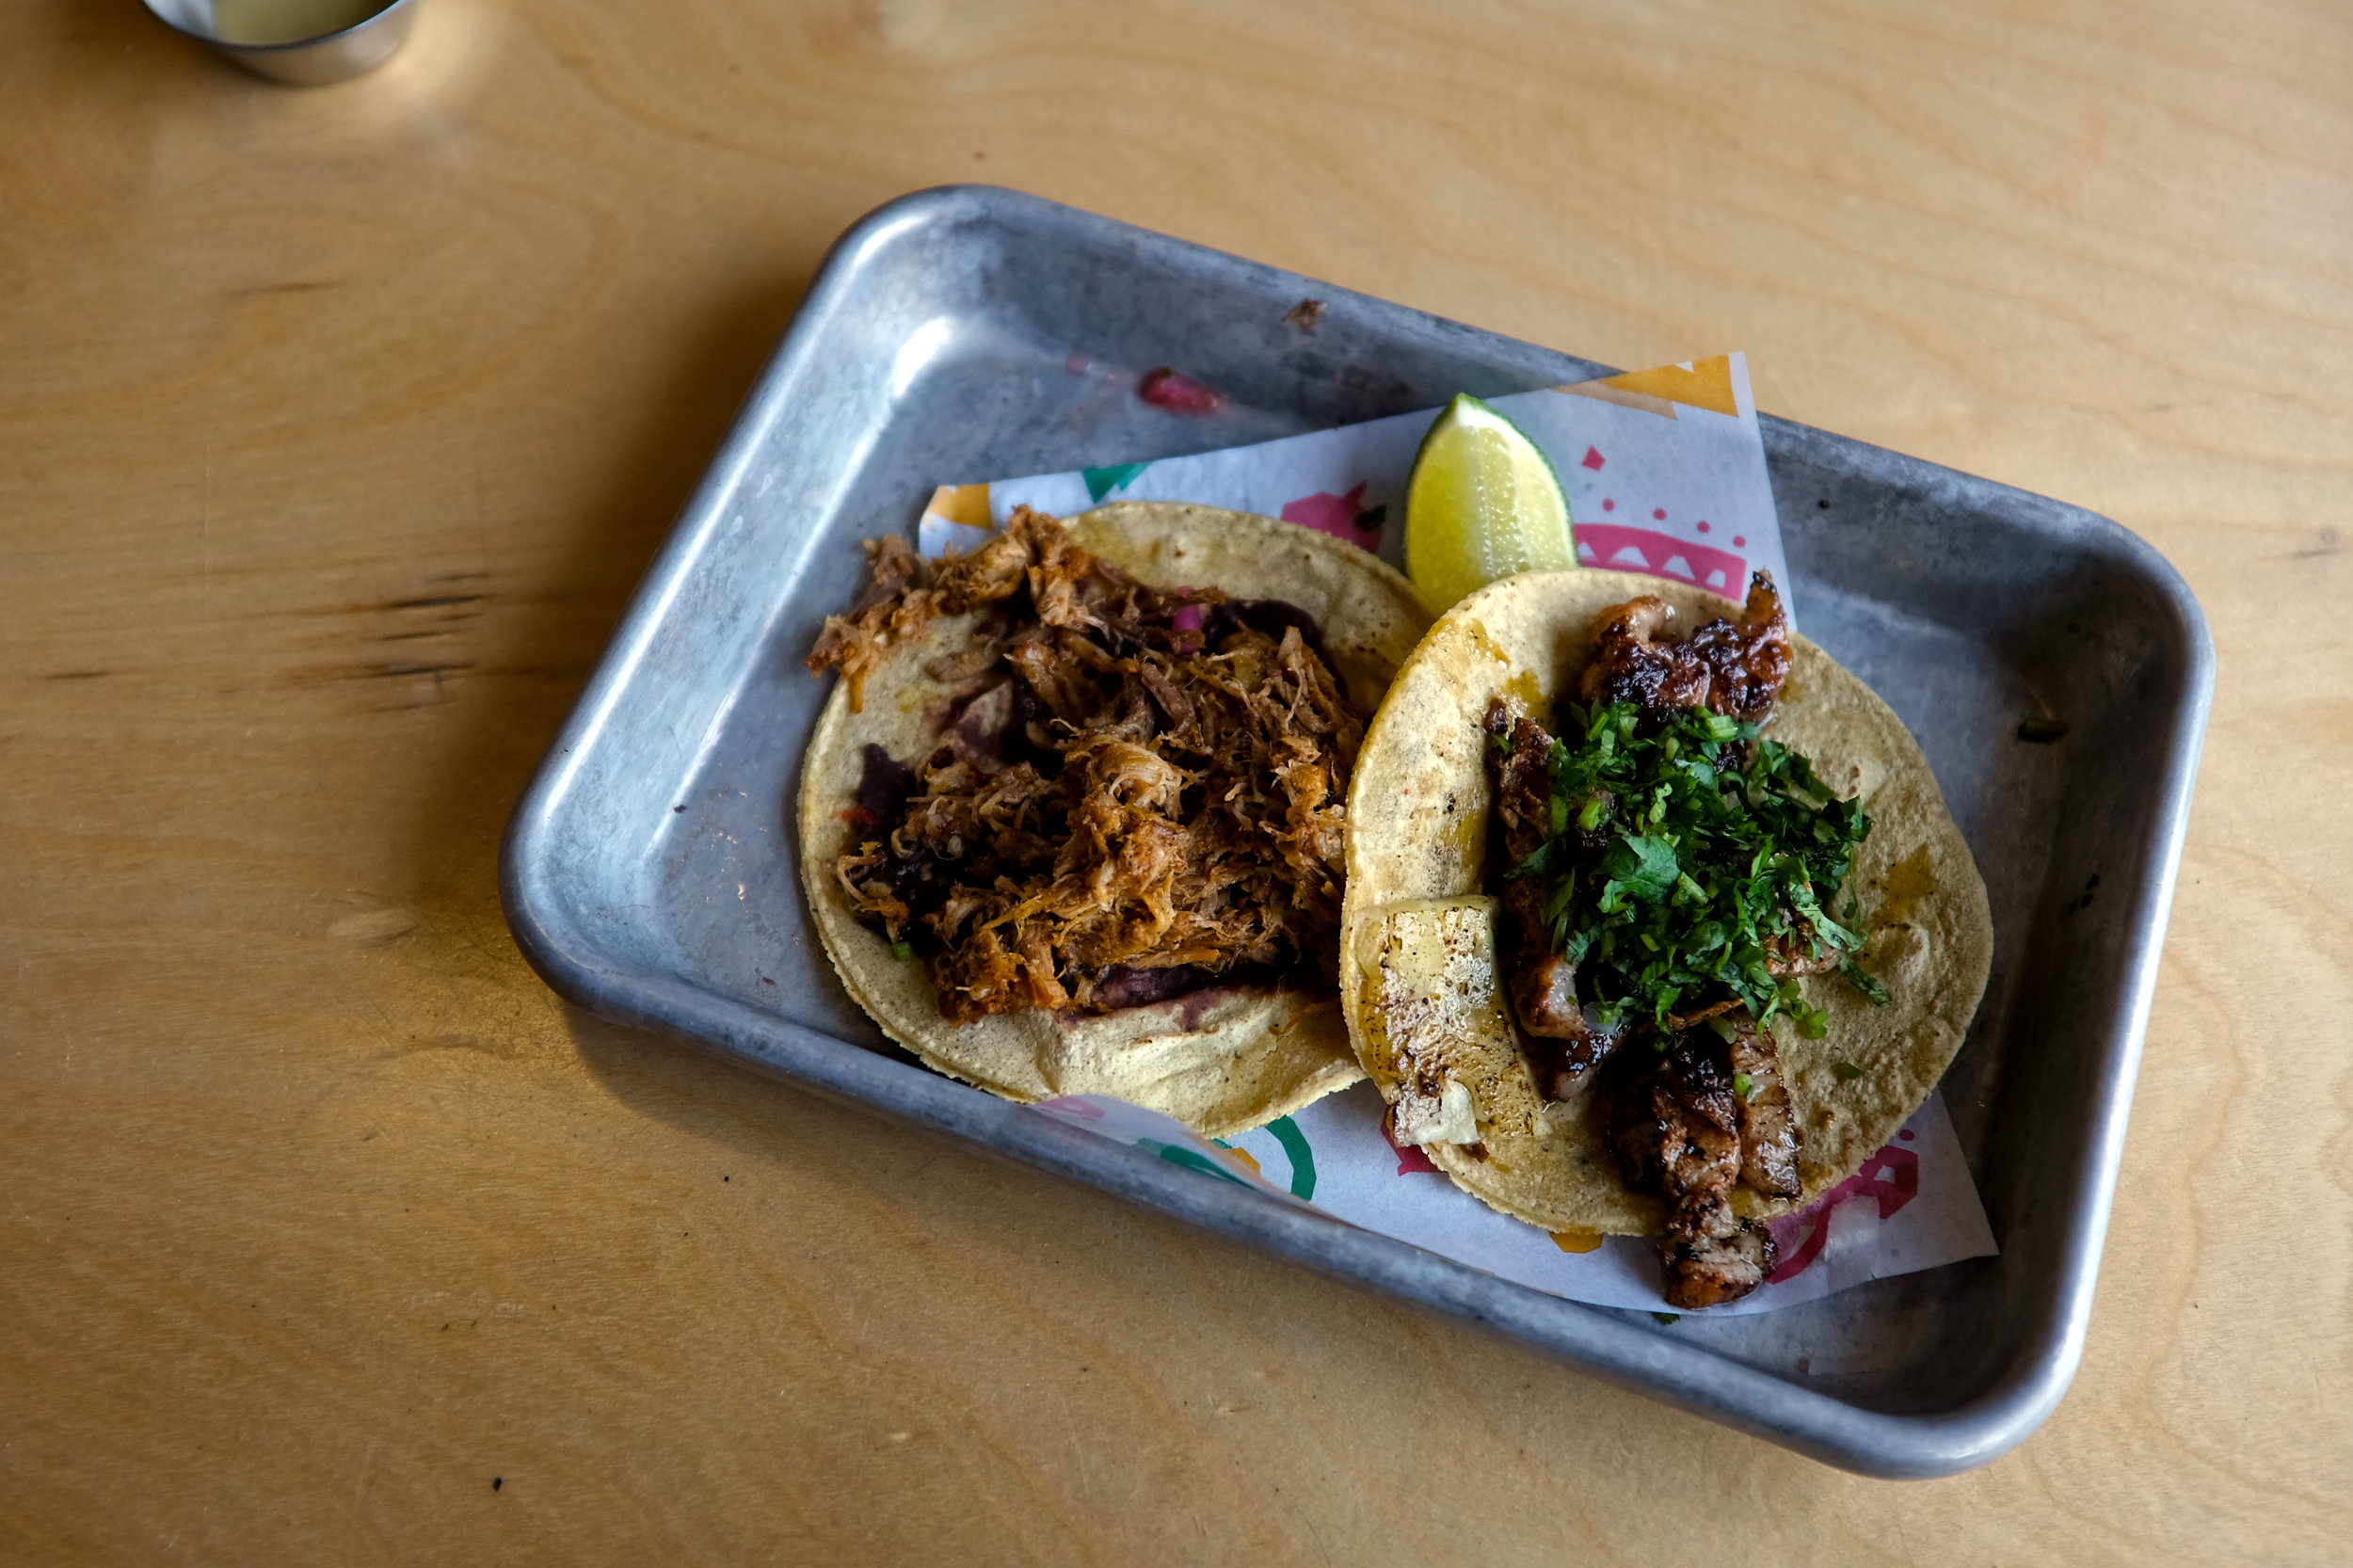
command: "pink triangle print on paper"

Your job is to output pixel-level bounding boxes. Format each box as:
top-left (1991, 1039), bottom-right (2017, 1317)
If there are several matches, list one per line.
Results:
top-left (1572, 523), bottom-right (1745, 592)
top-left (1280, 481), bottom-right (1383, 551)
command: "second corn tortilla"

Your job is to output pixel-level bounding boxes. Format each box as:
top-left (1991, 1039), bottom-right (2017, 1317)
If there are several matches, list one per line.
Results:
top-left (1339, 568), bottom-right (1993, 1234)
top-left (799, 502), bottom-right (1434, 1140)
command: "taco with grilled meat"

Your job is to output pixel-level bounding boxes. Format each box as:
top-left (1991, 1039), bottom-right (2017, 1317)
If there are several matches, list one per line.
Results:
top-left (802, 502), bottom-right (1433, 1138)
top-left (1339, 568), bottom-right (1991, 1307)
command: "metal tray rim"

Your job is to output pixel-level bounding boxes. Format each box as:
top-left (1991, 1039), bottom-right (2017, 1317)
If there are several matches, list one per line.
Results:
top-left (500, 184), bottom-right (2215, 1479)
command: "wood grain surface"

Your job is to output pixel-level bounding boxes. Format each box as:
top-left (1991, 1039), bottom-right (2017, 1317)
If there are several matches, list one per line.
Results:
top-left (4, 0), bottom-right (2349, 1562)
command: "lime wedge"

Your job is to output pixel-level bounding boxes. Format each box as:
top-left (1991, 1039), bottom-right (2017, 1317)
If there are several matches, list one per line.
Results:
top-left (1403, 393), bottom-right (1576, 612)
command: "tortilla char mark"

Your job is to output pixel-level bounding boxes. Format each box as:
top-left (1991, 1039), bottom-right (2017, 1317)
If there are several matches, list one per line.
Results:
top-left (811, 506), bottom-right (1367, 1023)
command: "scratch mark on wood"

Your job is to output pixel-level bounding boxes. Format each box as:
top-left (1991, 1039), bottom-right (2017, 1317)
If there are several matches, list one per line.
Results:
top-left (225, 280), bottom-right (342, 298)
top-left (200, 447), bottom-right (212, 617)
top-left (365, 662), bottom-right (474, 680)
top-left (473, 458), bottom-right (491, 585)
top-left (385, 595), bottom-right (488, 611)
top-left (353, 1436), bottom-right (381, 1505)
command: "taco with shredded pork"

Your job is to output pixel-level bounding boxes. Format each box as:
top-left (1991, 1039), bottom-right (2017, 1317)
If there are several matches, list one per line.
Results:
top-left (802, 502), bottom-right (1433, 1138)
top-left (1340, 568), bottom-right (1991, 1307)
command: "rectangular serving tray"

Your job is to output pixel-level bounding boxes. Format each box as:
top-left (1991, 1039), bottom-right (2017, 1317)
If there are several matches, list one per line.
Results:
top-left (502, 185), bottom-right (2212, 1478)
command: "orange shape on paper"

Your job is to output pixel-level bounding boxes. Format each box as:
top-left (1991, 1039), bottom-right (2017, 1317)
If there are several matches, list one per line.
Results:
top-left (1548, 1230), bottom-right (1604, 1255)
top-left (1600, 356), bottom-right (1738, 418)
top-left (926, 483), bottom-right (993, 530)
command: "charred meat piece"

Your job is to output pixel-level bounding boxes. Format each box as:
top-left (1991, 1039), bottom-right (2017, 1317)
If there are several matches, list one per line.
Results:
top-left (1483, 702), bottom-right (1612, 1093)
top-left (1579, 570), bottom-right (1792, 726)
top-left (810, 508), bottom-right (1368, 1020)
top-left (1484, 703), bottom-right (1553, 866)
top-left (1502, 886), bottom-right (1585, 1047)
top-left (1506, 876), bottom-right (1613, 1096)
top-left (1660, 1213), bottom-right (1777, 1311)
top-left (1606, 1024), bottom-right (1794, 1308)
top-left (1608, 1032), bottom-right (1741, 1214)
top-left (1688, 570), bottom-right (1792, 719)
top-left (1578, 597), bottom-right (1708, 717)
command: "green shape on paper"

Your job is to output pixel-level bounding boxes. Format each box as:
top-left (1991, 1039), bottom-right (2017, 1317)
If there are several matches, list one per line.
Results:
top-left (1267, 1115), bottom-right (1316, 1201)
top-left (1143, 1140), bottom-right (1252, 1189)
top-left (1082, 462), bottom-right (1150, 503)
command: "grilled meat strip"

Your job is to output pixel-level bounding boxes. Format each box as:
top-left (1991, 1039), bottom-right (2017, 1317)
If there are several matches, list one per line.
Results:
top-left (1483, 701), bottom-right (1613, 1095)
top-left (810, 507), bottom-right (1368, 1021)
top-left (1589, 573), bottom-right (1804, 1306)
top-left (1487, 570), bottom-right (1814, 1306)
top-left (1606, 1016), bottom-right (1796, 1309)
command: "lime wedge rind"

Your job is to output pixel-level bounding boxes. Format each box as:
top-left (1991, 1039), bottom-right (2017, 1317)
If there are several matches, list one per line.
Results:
top-left (1403, 393), bottom-right (1577, 614)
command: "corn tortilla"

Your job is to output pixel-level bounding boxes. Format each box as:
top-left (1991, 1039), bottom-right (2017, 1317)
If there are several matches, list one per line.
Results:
top-left (801, 502), bottom-right (1434, 1139)
top-left (1339, 569), bottom-right (1993, 1233)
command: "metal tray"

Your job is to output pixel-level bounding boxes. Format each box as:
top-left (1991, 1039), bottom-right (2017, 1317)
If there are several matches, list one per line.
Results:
top-left (501, 185), bottom-right (2212, 1478)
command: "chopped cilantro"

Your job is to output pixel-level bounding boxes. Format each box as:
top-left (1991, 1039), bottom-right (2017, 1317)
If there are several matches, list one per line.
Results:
top-left (1652, 1312), bottom-right (1680, 1325)
top-left (1840, 957), bottom-right (1890, 1006)
top-left (1832, 1060), bottom-right (1865, 1081)
top-left (1512, 699), bottom-right (1884, 1033)
top-left (1607, 834), bottom-right (1681, 902)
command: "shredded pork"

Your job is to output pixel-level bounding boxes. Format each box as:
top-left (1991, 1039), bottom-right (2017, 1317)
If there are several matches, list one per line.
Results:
top-left (808, 507), bottom-right (1364, 1020)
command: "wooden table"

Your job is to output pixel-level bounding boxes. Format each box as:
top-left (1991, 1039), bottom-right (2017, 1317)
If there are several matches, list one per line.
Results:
top-left (6, 1), bottom-right (2346, 1560)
